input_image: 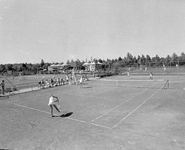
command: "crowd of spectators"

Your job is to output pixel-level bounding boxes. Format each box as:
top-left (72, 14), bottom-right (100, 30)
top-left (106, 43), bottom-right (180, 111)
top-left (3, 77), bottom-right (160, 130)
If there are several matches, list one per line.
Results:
top-left (38, 73), bottom-right (89, 89)
top-left (38, 77), bottom-right (65, 89)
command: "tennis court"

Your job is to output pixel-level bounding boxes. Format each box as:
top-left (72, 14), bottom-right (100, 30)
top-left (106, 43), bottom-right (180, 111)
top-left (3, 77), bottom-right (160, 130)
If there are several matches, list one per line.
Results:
top-left (0, 75), bottom-right (185, 150)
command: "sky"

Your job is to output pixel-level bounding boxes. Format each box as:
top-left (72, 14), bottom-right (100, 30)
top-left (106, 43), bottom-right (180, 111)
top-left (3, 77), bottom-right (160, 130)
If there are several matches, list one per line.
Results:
top-left (0, 0), bottom-right (185, 64)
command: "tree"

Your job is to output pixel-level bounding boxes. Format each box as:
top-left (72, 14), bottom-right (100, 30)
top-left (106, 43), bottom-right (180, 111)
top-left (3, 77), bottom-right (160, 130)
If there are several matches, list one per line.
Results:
top-left (119, 60), bottom-right (126, 67)
top-left (151, 55), bottom-right (161, 66)
top-left (66, 60), bottom-right (70, 64)
top-left (146, 55), bottom-right (151, 66)
top-left (180, 52), bottom-right (185, 58)
top-left (141, 55), bottom-right (146, 65)
top-left (179, 52), bottom-right (185, 65)
top-left (171, 53), bottom-right (178, 66)
top-left (118, 57), bottom-right (122, 61)
top-left (43, 63), bottom-right (50, 70)
top-left (164, 55), bottom-right (171, 66)
top-left (5, 64), bottom-right (13, 71)
top-left (76, 59), bottom-right (81, 63)
top-left (98, 59), bottom-right (103, 63)
top-left (16, 64), bottom-right (23, 72)
top-left (106, 59), bottom-right (112, 70)
top-left (33, 63), bottom-right (41, 74)
top-left (0, 64), bottom-right (5, 73)
top-left (41, 59), bottom-right (45, 67)
top-left (126, 52), bottom-right (133, 64)
top-left (70, 59), bottom-right (74, 64)
top-left (137, 55), bottom-right (141, 65)
top-left (132, 56), bottom-right (137, 67)
top-left (12, 64), bottom-right (18, 72)
top-left (133, 56), bottom-right (137, 63)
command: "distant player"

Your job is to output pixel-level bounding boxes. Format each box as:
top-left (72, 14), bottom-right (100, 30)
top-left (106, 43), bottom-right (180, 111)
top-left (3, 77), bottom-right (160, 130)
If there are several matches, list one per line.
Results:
top-left (127, 71), bottom-right (130, 77)
top-left (149, 72), bottom-right (153, 80)
top-left (48, 94), bottom-right (61, 117)
top-left (84, 74), bottom-right (88, 81)
top-left (66, 75), bottom-right (69, 84)
top-left (163, 64), bottom-right (166, 71)
top-left (79, 75), bottom-right (84, 88)
top-left (73, 72), bottom-right (77, 85)
top-left (163, 80), bottom-right (169, 89)
top-left (127, 67), bottom-right (130, 77)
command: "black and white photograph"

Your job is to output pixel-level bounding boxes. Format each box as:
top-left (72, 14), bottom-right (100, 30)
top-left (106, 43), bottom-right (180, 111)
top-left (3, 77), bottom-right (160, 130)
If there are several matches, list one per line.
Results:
top-left (0, 0), bottom-right (185, 149)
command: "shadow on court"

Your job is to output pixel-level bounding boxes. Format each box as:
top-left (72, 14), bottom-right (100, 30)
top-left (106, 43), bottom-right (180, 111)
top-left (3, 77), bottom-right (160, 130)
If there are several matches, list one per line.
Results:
top-left (53, 112), bottom-right (73, 118)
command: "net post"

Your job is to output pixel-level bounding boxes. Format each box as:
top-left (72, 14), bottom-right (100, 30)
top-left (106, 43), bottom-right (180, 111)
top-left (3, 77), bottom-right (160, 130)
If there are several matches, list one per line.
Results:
top-left (167, 80), bottom-right (169, 89)
top-left (163, 80), bottom-right (169, 89)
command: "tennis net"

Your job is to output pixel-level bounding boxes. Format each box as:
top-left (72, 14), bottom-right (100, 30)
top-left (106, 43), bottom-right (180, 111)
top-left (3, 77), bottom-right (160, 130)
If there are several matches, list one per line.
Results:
top-left (168, 81), bottom-right (185, 90)
top-left (88, 79), bottom-right (169, 89)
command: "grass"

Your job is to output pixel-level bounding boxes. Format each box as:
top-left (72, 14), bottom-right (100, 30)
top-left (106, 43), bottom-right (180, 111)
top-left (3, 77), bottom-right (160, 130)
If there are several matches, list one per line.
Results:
top-left (0, 75), bottom-right (185, 149)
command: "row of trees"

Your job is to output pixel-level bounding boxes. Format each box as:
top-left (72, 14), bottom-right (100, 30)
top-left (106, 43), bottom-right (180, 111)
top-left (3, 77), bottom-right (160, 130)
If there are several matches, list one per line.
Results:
top-left (0, 59), bottom-right (50, 75)
top-left (66, 52), bottom-right (185, 71)
top-left (0, 52), bottom-right (185, 75)
top-left (81, 52), bottom-right (185, 67)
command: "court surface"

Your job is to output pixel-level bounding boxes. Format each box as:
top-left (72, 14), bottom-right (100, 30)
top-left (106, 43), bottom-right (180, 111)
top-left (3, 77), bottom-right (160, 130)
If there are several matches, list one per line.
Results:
top-left (0, 75), bottom-right (185, 150)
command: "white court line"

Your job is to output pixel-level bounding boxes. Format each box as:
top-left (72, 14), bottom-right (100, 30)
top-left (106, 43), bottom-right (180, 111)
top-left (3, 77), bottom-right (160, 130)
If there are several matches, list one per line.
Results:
top-left (111, 77), bottom-right (175, 129)
top-left (112, 85), bottom-right (163, 128)
top-left (91, 81), bottom-right (159, 122)
top-left (8, 102), bottom-right (111, 130)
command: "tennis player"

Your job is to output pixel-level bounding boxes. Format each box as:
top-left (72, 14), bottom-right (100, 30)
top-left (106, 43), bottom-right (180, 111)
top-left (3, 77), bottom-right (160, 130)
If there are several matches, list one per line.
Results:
top-left (163, 80), bottom-right (169, 89)
top-left (127, 71), bottom-right (130, 77)
top-left (48, 94), bottom-right (61, 117)
top-left (79, 75), bottom-right (84, 88)
top-left (66, 75), bottom-right (69, 84)
top-left (149, 72), bottom-right (153, 80)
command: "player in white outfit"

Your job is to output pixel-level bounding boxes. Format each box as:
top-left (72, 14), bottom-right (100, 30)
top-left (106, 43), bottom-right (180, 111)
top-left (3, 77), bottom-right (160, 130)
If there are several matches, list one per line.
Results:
top-left (48, 94), bottom-right (61, 117)
top-left (79, 75), bottom-right (84, 88)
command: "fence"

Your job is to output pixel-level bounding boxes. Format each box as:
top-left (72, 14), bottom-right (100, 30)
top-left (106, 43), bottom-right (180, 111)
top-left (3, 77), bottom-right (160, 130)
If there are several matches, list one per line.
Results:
top-left (125, 65), bottom-right (185, 76)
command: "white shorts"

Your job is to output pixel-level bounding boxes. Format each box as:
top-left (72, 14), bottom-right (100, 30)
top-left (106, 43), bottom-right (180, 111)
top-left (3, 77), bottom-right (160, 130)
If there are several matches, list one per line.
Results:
top-left (48, 101), bottom-right (54, 106)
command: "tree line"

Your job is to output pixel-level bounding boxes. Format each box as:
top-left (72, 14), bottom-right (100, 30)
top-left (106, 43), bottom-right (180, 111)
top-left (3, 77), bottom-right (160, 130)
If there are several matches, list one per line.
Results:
top-left (0, 52), bottom-right (185, 75)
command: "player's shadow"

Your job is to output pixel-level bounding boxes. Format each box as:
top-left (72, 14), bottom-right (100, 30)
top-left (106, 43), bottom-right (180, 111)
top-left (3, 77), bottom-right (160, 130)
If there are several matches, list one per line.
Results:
top-left (61, 112), bottom-right (73, 117)
top-left (53, 112), bottom-right (73, 118)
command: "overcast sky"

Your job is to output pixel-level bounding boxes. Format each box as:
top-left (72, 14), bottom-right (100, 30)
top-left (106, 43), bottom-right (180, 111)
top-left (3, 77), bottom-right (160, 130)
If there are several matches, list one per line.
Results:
top-left (0, 0), bottom-right (185, 64)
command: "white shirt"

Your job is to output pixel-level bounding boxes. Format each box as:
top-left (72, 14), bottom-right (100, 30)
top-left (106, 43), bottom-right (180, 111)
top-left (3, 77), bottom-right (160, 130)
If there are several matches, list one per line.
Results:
top-left (48, 96), bottom-right (55, 106)
top-left (80, 77), bottom-right (83, 83)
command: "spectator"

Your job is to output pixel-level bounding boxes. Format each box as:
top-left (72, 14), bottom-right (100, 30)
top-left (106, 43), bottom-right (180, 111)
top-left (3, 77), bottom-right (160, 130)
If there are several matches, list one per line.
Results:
top-left (45, 79), bottom-right (50, 88)
top-left (0, 80), bottom-right (5, 95)
top-left (60, 78), bottom-right (64, 85)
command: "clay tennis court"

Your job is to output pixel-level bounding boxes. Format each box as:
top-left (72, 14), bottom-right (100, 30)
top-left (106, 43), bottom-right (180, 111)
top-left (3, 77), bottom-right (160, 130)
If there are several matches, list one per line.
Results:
top-left (0, 75), bottom-right (185, 150)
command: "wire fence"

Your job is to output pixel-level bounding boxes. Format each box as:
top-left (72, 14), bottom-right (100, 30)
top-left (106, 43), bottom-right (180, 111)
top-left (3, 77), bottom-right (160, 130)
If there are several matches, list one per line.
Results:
top-left (120, 66), bottom-right (185, 76)
top-left (0, 65), bottom-right (184, 96)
